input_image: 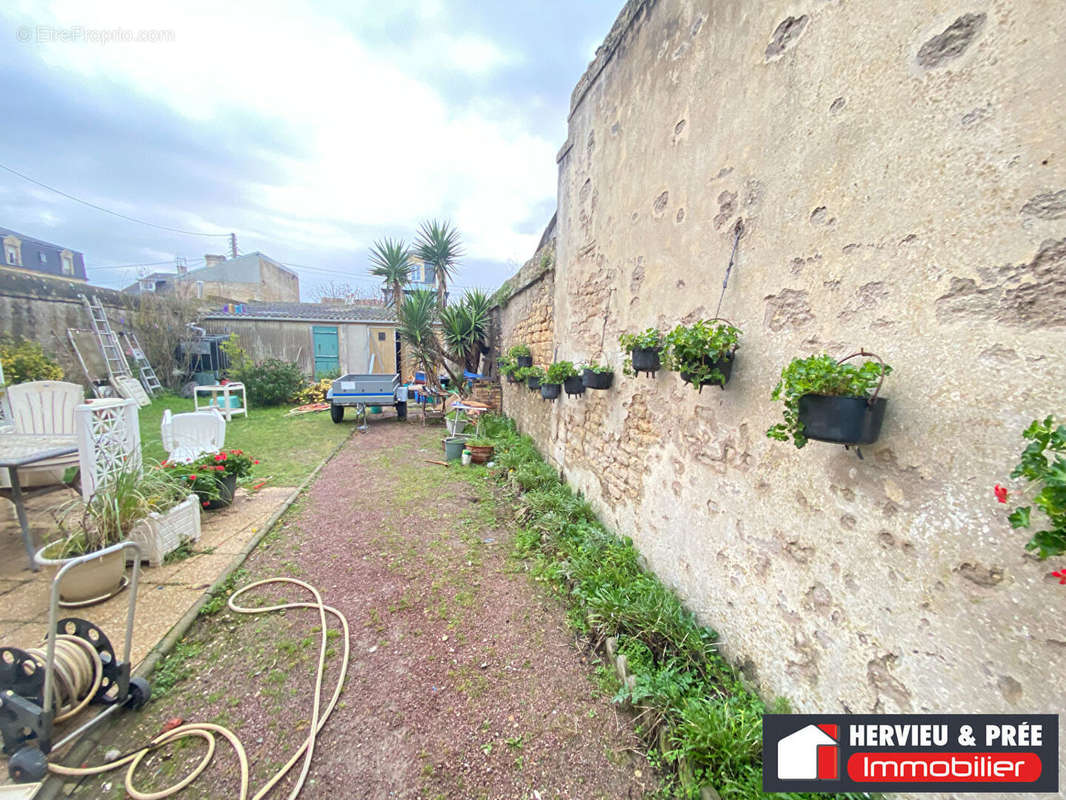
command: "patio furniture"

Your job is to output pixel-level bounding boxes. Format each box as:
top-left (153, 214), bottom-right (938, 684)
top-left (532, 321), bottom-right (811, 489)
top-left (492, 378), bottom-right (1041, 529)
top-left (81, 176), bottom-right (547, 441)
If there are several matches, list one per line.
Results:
top-left (193, 382), bottom-right (248, 422)
top-left (161, 408), bottom-right (227, 463)
top-left (447, 399), bottom-right (489, 437)
top-left (0, 434), bottom-right (79, 570)
top-left (2, 381), bottom-right (83, 488)
top-left (75, 398), bottom-right (141, 502)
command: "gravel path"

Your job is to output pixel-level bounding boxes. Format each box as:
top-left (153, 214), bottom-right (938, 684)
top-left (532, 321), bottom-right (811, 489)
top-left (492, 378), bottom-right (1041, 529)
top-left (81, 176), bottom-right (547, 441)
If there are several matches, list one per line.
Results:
top-left (69, 419), bottom-right (654, 799)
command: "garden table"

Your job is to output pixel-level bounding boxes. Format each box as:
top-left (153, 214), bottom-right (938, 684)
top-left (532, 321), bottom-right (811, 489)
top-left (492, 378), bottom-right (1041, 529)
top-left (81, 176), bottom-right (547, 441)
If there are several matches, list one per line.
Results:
top-left (0, 433), bottom-right (78, 570)
top-left (194, 382), bottom-right (248, 422)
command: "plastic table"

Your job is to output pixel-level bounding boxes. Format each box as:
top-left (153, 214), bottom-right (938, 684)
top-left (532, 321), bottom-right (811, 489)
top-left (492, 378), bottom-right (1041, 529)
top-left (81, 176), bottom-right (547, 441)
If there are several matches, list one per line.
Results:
top-left (0, 434), bottom-right (78, 570)
top-left (194, 382), bottom-right (248, 422)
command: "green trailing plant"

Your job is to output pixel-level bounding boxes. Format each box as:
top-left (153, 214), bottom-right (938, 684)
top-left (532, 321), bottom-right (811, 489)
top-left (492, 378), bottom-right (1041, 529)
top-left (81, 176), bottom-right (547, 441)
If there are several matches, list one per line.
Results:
top-left (998, 416), bottom-right (1066, 560)
top-left (476, 416), bottom-right (864, 800)
top-left (0, 335), bottom-right (64, 384)
top-left (767, 354), bottom-right (891, 448)
top-left (544, 361), bottom-right (579, 384)
top-left (368, 236), bottom-right (413, 309)
top-left (413, 219), bottom-right (464, 307)
top-left (619, 328), bottom-right (664, 377)
top-left (507, 344), bottom-right (531, 359)
top-left (661, 320), bottom-right (740, 390)
top-left (522, 365), bottom-right (545, 383)
top-left (497, 355), bottom-right (518, 376)
top-left (581, 361), bottom-right (612, 374)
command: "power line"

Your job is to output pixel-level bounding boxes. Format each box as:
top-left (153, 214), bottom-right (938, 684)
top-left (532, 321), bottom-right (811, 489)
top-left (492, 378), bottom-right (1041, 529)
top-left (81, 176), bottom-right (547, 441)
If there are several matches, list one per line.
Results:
top-left (0, 161), bottom-right (233, 238)
top-left (86, 258), bottom-right (203, 272)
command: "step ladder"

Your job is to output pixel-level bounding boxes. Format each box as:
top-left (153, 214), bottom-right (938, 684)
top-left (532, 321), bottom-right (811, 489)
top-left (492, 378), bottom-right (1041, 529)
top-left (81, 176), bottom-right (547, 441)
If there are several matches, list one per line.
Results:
top-left (79, 294), bottom-right (150, 407)
top-left (121, 331), bottom-right (162, 396)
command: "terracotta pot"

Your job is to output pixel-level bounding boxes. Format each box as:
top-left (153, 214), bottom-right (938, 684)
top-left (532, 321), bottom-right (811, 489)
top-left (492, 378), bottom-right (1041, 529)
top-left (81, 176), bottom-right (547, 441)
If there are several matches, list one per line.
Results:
top-left (35, 546), bottom-right (126, 606)
top-left (467, 444), bottom-right (494, 464)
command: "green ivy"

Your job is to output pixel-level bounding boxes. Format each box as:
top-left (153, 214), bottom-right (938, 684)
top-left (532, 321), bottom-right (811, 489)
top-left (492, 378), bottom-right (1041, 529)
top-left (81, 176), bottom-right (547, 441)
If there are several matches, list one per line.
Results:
top-left (1007, 416), bottom-right (1066, 559)
top-left (545, 360), bottom-right (579, 383)
top-left (661, 321), bottom-right (740, 390)
top-left (767, 354), bottom-right (891, 449)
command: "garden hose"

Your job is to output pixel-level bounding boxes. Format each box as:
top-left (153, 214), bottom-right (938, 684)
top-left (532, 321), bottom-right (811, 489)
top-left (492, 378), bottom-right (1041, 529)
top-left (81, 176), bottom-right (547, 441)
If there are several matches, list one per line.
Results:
top-left (45, 577), bottom-right (351, 800)
top-left (24, 635), bottom-right (104, 724)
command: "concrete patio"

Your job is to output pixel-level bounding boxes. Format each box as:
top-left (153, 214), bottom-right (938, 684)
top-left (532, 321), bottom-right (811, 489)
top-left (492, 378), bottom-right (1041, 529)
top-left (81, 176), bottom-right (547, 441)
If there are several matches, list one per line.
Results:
top-left (0, 484), bottom-right (292, 668)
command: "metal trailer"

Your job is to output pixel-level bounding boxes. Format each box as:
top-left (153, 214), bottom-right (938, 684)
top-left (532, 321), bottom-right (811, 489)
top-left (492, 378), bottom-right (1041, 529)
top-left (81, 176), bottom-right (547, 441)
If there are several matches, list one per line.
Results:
top-left (327, 373), bottom-right (408, 424)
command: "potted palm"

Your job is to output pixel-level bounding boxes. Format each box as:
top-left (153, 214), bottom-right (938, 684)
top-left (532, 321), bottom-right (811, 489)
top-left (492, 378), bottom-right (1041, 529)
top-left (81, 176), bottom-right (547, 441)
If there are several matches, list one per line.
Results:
top-left (766, 351), bottom-right (891, 448)
top-left (36, 465), bottom-right (187, 605)
top-left (542, 361), bottom-right (578, 400)
top-left (662, 319), bottom-right (740, 392)
top-left (582, 361), bottom-right (614, 390)
top-left (620, 328), bottom-right (664, 377)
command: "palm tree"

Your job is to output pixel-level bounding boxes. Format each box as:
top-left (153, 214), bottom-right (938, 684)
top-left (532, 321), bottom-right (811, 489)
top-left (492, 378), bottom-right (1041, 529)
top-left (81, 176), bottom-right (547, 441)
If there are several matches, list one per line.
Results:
top-left (368, 237), bottom-right (413, 309)
top-left (413, 220), bottom-right (464, 307)
top-left (440, 290), bottom-right (492, 373)
top-left (396, 288), bottom-right (463, 390)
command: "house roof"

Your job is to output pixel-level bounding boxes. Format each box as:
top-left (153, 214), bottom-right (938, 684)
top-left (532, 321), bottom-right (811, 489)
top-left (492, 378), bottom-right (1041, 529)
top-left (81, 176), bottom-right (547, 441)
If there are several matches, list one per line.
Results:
top-left (181, 252), bottom-right (298, 284)
top-left (203, 301), bottom-right (397, 323)
top-left (121, 271), bottom-right (178, 294)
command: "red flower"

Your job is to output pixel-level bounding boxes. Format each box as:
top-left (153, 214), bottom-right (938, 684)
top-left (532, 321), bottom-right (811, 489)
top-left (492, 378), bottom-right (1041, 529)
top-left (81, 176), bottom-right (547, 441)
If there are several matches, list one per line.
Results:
top-left (202, 501), bottom-right (210, 507)
top-left (187, 475), bottom-right (196, 482)
top-left (1052, 569), bottom-right (1066, 585)
top-left (994, 484), bottom-right (1008, 504)
top-left (216, 465), bottom-right (225, 471)
top-left (215, 452), bottom-right (227, 462)
top-left (253, 460), bottom-right (259, 465)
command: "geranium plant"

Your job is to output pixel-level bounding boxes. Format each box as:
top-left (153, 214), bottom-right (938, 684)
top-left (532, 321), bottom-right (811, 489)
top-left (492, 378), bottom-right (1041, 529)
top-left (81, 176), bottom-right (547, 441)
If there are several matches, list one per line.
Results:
top-left (661, 320), bottom-right (740, 391)
top-left (999, 416), bottom-right (1066, 559)
top-left (163, 449), bottom-right (258, 506)
top-left (619, 328), bottom-right (664, 376)
top-left (767, 354), bottom-right (891, 448)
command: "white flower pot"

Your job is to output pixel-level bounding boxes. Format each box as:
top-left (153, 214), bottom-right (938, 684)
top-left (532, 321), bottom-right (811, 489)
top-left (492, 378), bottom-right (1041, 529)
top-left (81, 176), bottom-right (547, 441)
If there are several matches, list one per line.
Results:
top-left (35, 545), bottom-right (126, 606)
top-left (130, 494), bottom-right (202, 567)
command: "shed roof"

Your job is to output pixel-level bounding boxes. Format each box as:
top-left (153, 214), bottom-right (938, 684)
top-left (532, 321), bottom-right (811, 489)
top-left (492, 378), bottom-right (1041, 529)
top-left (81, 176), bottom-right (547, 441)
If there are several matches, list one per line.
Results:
top-left (203, 301), bottom-right (396, 323)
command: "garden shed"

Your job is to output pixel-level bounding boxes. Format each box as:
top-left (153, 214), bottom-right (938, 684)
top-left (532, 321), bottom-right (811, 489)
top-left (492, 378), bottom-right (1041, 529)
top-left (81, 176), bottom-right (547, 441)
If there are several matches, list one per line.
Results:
top-left (202, 301), bottom-right (399, 378)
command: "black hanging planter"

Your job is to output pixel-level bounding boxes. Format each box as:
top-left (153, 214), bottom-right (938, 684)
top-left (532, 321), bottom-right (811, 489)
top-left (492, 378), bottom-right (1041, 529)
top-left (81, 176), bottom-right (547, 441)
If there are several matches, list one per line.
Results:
top-left (631, 347), bottom-right (661, 377)
top-left (798, 395), bottom-right (887, 445)
top-left (582, 369), bottom-right (614, 390)
top-left (506, 372), bottom-right (519, 383)
top-left (516, 355), bottom-right (533, 369)
top-left (563, 375), bottom-right (585, 397)
top-left (680, 352), bottom-right (735, 392)
top-left (541, 383), bottom-right (561, 400)
top-left (527, 375), bottom-right (542, 390)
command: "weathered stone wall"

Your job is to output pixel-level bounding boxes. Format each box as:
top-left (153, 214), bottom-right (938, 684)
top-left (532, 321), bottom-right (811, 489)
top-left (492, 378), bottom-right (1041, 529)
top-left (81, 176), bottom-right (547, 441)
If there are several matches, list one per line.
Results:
top-left (500, 0), bottom-right (1066, 779)
top-left (0, 268), bottom-right (132, 386)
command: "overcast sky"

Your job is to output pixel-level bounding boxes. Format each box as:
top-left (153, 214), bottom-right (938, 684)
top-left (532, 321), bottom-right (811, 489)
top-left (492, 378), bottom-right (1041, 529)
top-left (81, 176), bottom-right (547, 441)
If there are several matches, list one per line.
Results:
top-left (0, 0), bottom-right (620, 298)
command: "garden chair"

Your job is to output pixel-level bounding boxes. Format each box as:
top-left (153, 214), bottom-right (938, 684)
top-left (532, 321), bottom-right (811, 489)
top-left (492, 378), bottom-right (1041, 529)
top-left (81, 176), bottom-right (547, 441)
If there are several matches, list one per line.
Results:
top-left (1, 380), bottom-right (83, 490)
top-left (161, 408), bottom-right (226, 463)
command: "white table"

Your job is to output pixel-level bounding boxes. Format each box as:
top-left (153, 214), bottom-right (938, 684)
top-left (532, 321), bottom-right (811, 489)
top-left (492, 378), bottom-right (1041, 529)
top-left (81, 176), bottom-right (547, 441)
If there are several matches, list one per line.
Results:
top-left (0, 434), bottom-right (79, 570)
top-left (194, 382), bottom-right (248, 422)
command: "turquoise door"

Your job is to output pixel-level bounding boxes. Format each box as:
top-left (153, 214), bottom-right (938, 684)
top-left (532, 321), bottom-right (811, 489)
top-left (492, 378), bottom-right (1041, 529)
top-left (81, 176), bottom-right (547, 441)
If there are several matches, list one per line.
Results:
top-left (312, 326), bottom-right (339, 377)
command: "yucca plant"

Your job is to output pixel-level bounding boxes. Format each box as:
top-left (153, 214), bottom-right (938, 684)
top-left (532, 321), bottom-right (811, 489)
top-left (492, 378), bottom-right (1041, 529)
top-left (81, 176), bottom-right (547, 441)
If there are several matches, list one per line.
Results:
top-left (440, 289), bottom-right (493, 373)
top-left (413, 219), bottom-right (464, 307)
top-left (368, 237), bottom-right (413, 309)
top-left (397, 288), bottom-right (463, 390)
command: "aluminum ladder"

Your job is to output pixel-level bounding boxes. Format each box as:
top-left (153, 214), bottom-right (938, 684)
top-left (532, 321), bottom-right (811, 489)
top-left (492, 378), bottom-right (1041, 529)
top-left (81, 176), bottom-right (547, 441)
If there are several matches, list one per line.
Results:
top-left (121, 330), bottom-right (162, 395)
top-left (79, 295), bottom-right (150, 406)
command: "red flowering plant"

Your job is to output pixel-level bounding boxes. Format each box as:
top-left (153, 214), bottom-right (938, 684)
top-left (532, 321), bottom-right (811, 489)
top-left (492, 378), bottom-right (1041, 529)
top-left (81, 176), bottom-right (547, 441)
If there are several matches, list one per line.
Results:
top-left (996, 415), bottom-right (1066, 563)
top-left (161, 449), bottom-right (258, 506)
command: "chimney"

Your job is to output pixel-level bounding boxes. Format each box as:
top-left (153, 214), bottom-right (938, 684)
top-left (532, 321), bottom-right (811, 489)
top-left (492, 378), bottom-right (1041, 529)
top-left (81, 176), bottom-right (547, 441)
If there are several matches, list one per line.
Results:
top-left (204, 254), bottom-right (226, 267)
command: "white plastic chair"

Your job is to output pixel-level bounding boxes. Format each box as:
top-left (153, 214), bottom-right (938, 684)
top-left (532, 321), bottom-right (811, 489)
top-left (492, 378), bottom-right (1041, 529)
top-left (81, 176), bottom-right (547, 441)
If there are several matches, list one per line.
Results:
top-left (1, 381), bottom-right (83, 488)
top-left (161, 408), bottom-right (226, 463)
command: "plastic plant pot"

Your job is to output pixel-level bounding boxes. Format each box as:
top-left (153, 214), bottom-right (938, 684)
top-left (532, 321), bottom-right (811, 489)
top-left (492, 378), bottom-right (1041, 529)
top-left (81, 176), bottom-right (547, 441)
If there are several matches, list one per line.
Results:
top-left (541, 383), bottom-right (561, 400)
top-left (680, 352), bottom-right (735, 392)
top-left (527, 375), bottom-right (542, 391)
top-left (516, 355), bottom-right (533, 369)
top-left (563, 376), bottom-right (585, 397)
top-left (798, 395), bottom-right (887, 445)
top-left (631, 347), bottom-right (661, 376)
top-left (582, 369), bottom-right (614, 390)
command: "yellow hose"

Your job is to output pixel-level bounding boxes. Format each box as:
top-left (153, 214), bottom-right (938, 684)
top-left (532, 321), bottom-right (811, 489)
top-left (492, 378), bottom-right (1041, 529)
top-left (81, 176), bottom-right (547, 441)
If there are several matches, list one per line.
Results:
top-left (45, 577), bottom-right (351, 799)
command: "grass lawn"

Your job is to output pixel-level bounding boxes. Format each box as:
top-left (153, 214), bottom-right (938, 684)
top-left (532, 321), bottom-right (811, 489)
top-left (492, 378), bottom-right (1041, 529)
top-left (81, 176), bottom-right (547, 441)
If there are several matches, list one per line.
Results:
top-left (138, 392), bottom-right (353, 487)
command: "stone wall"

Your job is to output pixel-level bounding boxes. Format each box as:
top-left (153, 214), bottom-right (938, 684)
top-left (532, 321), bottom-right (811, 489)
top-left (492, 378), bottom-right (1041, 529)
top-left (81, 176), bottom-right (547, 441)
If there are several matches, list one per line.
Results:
top-left (498, 0), bottom-right (1066, 776)
top-left (0, 267), bottom-right (132, 386)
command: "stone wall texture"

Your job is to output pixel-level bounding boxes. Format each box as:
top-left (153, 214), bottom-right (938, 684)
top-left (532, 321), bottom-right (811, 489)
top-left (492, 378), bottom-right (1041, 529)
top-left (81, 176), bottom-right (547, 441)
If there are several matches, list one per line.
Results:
top-left (498, 0), bottom-right (1066, 787)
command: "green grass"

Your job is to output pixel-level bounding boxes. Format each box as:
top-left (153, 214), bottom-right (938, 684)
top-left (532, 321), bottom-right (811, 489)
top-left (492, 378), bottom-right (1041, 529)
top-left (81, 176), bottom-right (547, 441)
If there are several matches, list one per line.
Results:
top-left (138, 392), bottom-right (353, 487)
top-left (478, 415), bottom-right (871, 800)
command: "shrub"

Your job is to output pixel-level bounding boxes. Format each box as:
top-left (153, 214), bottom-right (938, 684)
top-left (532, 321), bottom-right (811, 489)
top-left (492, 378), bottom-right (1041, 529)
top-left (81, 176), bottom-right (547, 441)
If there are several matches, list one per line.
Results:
top-left (0, 336), bottom-right (64, 384)
top-left (239, 359), bottom-right (306, 406)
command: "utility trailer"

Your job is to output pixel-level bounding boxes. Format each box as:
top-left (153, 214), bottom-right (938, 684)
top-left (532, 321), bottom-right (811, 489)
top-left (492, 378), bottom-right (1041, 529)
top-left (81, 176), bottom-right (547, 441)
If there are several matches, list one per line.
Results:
top-left (327, 373), bottom-right (408, 423)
